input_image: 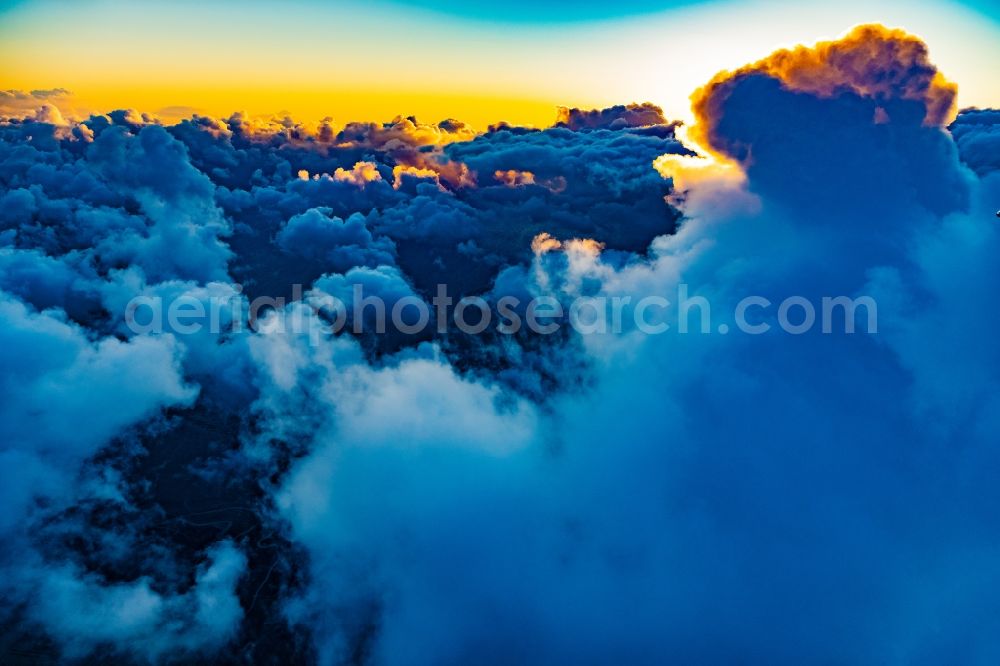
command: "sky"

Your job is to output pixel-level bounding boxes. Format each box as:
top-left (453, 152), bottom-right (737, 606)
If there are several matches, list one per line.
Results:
top-left (2, 1), bottom-right (1000, 663)
top-left (2, 0), bottom-right (998, 127)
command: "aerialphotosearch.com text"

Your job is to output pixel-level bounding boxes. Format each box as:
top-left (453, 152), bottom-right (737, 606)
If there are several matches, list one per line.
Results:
top-left (124, 282), bottom-right (878, 340)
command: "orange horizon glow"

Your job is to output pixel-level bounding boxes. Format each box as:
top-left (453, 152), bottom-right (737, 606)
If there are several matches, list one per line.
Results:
top-left (30, 86), bottom-right (567, 132)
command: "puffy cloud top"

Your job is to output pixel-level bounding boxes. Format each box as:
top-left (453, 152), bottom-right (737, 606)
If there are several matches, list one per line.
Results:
top-left (686, 24), bottom-right (970, 223)
top-left (555, 102), bottom-right (673, 130)
top-left (949, 108), bottom-right (1000, 176)
top-left (693, 24), bottom-right (958, 159)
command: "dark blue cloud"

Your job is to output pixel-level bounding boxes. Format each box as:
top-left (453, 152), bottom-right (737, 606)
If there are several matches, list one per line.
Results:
top-left (950, 108), bottom-right (1000, 176)
top-left (277, 208), bottom-right (396, 271)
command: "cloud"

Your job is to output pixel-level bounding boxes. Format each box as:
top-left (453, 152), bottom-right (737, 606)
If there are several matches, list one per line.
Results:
top-left (277, 207), bottom-right (396, 271)
top-left (33, 103), bottom-right (66, 126)
top-left (312, 265), bottom-right (420, 313)
top-left (688, 24), bottom-right (970, 227)
top-left (333, 160), bottom-right (384, 186)
top-left (16, 539), bottom-right (246, 662)
top-left (693, 24), bottom-right (958, 153)
top-left (0, 292), bottom-right (196, 463)
top-left (949, 108), bottom-right (1000, 176)
top-left (0, 287), bottom-right (234, 661)
top-left (493, 168), bottom-right (536, 186)
top-left (336, 115), bottom-right (478, 149)
top-left (85, 124), bottom-right (232, 281)
top-left (0, 88), bottom-right (72, 118)
top-left (554, 102), bottom-right (672, 130)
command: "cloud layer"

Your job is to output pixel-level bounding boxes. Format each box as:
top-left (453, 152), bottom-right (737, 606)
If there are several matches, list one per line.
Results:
top-left (1, 23), bottom-right (999, 665)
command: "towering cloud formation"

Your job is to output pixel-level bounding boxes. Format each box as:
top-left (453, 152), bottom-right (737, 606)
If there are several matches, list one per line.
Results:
top-left (688, 24), bottom-right (970, 228)
top-left (693, 24), bottom-right (958, 156)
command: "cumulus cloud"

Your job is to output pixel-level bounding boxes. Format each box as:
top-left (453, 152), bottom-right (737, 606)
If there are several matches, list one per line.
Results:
top-left (688, 24), bottom-right (970, 228)
top-left (950, 108), bottom-right (1000, 176)
top-left (494, 168), bottom-right (536, 186)
top-left (277, 207), bottom-right (396, 271)
top-left (0, 287), bottom-right (241, 661)
top-left (17, 540), bottom-right (246, 662)
top-left (333, 160), bottom-right (383, 186)
top-left (0, 292), bottom-right (195, 466)
top-left (312, 265), bottom-right (419, 313)
top-left (693, 24), bottom-right (958, 151)
top-left (555, 102), bottom-right (672, 130)
top-left (0, 88), bottom-right (73, 118)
